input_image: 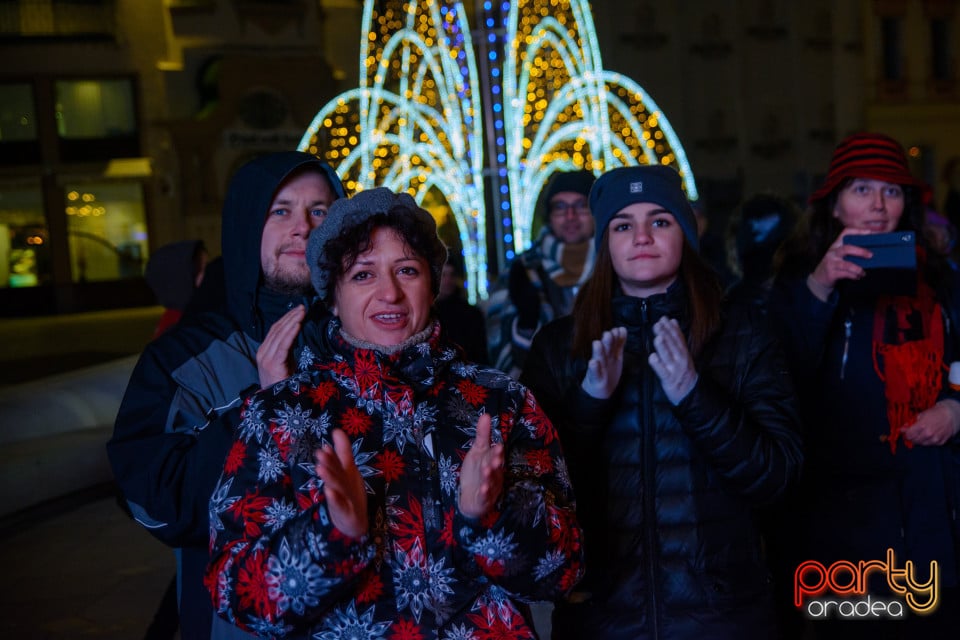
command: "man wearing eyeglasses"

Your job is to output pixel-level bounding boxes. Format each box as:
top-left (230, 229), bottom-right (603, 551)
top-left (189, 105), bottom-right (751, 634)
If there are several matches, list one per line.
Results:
top-left (486, 170), bottom-right (596, 377)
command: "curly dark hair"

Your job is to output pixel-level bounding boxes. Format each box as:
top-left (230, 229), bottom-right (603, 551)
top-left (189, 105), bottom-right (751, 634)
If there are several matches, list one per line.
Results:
top-left (318, 207), bottom-right (447, 308)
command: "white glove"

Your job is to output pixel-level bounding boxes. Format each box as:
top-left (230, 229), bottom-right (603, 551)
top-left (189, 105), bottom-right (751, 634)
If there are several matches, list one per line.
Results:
top-left (581, 327), bottom-right (627, 399)
top-left (647, 317), bottom-right (698, 405)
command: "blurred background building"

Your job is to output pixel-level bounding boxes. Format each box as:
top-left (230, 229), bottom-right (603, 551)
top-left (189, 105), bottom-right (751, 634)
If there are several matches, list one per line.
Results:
top-left (0, 0), bottom-right (957, 317)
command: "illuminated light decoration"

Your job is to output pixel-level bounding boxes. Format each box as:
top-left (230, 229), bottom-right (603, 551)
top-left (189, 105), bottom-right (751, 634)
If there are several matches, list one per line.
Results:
top-left (300, 0), bottom-right (696, 302)
top-left (501, 0), bottom-right (696, 251)
top-left (301, 0), bottom-right (487, 302)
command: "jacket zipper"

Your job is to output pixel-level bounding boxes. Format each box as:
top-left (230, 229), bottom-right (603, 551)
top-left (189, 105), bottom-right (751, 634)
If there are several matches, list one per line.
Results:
top-left (640, 299), bottom-right (660, 638)
top-left (840, 312), bottom-right (852, 380)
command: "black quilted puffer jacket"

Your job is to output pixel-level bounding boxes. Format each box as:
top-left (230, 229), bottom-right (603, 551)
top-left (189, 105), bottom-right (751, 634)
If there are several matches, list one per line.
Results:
top-left (521, 279), bottom-right (803, 640)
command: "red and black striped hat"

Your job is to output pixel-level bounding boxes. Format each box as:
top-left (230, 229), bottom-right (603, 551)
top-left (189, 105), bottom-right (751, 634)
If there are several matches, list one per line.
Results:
top-left (809, 132), bottom-right (926, 204)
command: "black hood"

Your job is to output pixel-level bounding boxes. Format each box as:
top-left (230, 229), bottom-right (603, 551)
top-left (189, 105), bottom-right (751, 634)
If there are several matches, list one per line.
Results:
top-left (221, 151), bottom-right (346, 339)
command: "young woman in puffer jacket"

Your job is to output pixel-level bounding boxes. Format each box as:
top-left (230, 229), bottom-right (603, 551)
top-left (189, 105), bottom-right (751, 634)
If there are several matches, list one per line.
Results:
top-left (521, 164), bottom-right (804, 640)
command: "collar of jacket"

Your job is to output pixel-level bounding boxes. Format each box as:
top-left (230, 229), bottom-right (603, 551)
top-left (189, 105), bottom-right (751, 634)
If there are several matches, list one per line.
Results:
top-left (248, 288), bottom-right (316, 341)
top-left (321, 318), bottom-right (458, 395)
top-left (612, 278), bottom-right (689, 354)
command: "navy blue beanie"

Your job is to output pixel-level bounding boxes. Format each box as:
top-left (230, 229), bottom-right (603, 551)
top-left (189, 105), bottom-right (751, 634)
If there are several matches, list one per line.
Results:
top-left (588, 165), bottom-right (699, 252)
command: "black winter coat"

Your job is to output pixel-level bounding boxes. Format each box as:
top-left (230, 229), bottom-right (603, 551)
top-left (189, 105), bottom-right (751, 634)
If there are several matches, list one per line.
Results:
top-left (521, 281), bottom-right (803, 640)
top-left (767, 274), bottom-right (960, 591)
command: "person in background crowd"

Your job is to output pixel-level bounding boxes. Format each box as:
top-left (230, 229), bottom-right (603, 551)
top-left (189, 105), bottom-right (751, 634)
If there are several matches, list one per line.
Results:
top-left (485, 170), bottom-right (596, 377)
top-left (768, 132), bottom-right (960, 640)
top-left (690, 198), bottom-right (736, 288)
top-left (942, 156), bottom-right (960, 232)
top-left (144, 239), bottom-right (209, 338)
top-left (724, 192), bottom-right (800, 309)
top-left (107, 151), bottom-right (346, 640)
top-left (923, 208), bottom-right (958, 269)
top-left (183, 255), bottom-right (228, 319)
top-left (434, 252), bottom-right (489, 363)
top-left (206, 187), bottom-right (584, 639)
top-left (522, 164), bottom-right (803, 639)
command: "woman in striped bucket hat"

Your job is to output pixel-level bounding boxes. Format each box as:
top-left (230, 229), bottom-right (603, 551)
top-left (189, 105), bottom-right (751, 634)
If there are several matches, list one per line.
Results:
top-left (766, 132), bottom-right (960, 639)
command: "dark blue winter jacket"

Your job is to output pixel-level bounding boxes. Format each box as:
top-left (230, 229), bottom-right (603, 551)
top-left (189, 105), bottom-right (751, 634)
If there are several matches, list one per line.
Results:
top-left (768, 273), bottom-right (960, 592)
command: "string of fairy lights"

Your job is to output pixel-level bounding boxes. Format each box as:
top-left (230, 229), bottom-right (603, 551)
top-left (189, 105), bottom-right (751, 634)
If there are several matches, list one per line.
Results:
top-left (299, 0), bottom-right (696, 303)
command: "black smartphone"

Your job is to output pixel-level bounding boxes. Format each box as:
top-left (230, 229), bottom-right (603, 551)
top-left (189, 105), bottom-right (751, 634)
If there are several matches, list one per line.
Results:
top-left (841, 231), bottom-right (917, 297)
top-left (842, 231), bottom-right (917, 270)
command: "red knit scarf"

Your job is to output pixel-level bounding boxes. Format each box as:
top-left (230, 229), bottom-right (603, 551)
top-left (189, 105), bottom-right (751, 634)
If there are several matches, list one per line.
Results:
top-left (871, 266), bottom-right (944, 453)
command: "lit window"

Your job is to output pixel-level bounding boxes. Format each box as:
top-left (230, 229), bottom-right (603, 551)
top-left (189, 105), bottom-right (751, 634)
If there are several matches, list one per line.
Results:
top-left (0, 84), bottom-right (36, 142)
top-left (55, 78), bottom-right (135, 138)
top-left (64, 181), bottom-right (149, 283)
top-left (0, 83), bottom-right (40, 165)
top-left (0, 183), bottom-right (49, 288)
top-left (55, 78), bottom-right (139, 161)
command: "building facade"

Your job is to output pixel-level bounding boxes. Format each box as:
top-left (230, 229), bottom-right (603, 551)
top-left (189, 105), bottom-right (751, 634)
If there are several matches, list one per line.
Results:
top-left (0, 0), bottom-right (957, 316)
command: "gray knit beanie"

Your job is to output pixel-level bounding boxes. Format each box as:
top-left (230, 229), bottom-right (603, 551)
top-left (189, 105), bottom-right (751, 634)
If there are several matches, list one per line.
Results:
top-left (306, 187), bottom-right (445, 302)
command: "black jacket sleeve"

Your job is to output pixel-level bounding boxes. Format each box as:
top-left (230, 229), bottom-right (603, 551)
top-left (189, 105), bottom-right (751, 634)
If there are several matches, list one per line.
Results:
top-left (674, 307), bottom-right (804, 506)
top-left (106, 323), bottom-right (255, 547)
top-left (521, 317), bottom-right (618, 433)
top-left (767, 275), bottom-right (839, 384)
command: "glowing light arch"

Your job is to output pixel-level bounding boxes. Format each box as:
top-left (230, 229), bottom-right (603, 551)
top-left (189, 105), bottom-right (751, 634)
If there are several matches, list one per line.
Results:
top-left (300, 0), bottom-right (696, 302)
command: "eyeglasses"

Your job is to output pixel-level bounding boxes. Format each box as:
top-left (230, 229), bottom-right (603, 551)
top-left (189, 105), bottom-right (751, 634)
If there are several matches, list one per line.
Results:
top-left (549, 200), bottom-right (591, 217)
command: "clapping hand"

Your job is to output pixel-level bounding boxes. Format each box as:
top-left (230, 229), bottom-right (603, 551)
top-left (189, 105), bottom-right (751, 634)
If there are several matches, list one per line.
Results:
top-left (314, 429), bottom-right (368, 538)
top-left (648, 317), bottom-right (698, 405)
top-left (581, 327), bottom-right (627, 399)
top-left (256, 304), bottom-right (305, 389)
top-left (459, 414), bottom-right (505, 519)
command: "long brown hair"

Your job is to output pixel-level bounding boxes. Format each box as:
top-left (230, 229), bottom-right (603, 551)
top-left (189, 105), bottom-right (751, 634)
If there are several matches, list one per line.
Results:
top-left (571, 228), bottom-right (723, 360)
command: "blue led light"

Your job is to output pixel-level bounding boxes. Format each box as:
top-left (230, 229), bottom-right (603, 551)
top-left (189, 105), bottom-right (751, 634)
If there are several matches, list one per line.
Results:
top-left (504, 234), bottom-right (513, 243)
top-left (506, 250), bottom-right (515, 260)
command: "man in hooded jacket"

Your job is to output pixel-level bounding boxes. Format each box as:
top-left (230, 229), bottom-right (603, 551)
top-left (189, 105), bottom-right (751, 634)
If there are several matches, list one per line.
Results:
top-left (485, 170), bottom-right (596, 377)
top-left (107, 151), bottom-right (346, 640)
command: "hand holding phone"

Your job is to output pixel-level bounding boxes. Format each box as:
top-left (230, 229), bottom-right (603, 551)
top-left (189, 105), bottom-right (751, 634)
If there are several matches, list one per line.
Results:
top-left (842, 231), bottom-right (917, 270)
top-left (841, 231), bottom-right (917, 297)
top-left (809, 228), bottom-right (874, 295)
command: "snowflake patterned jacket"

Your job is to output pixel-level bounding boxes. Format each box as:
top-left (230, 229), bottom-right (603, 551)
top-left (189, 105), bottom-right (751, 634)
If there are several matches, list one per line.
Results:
top-left (206, 318), bottom-right (584, 639)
